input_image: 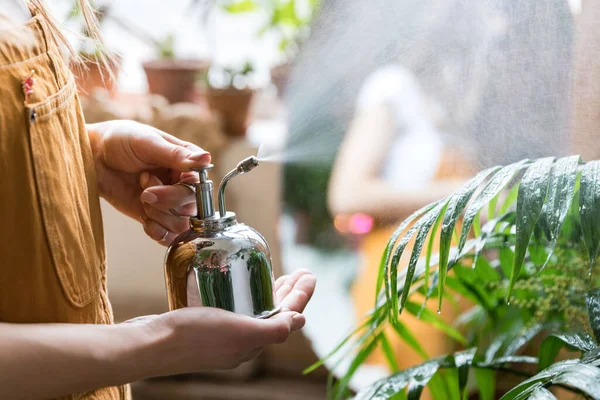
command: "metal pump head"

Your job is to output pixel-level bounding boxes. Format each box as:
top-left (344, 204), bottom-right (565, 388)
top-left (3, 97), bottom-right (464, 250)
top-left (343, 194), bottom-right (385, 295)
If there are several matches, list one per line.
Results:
top-left (192, 164), bottom-right (215, 219)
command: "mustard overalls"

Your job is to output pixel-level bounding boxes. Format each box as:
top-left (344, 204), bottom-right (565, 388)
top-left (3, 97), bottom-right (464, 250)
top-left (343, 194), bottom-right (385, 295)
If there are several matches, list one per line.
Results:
top-left (0, 6), bottom-right (129, 400)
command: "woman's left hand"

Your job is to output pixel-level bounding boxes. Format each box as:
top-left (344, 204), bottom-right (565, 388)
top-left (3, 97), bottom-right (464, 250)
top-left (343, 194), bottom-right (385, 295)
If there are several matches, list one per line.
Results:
top-left (88, 120), bottom-right (211, 245)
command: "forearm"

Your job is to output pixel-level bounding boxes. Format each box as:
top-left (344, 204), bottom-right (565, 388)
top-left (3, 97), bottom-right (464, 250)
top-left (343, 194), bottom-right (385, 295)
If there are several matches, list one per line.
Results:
top-left (0, 321), bottom-right (164, 400)
top-left (330, 178), bottom-right (464, 221)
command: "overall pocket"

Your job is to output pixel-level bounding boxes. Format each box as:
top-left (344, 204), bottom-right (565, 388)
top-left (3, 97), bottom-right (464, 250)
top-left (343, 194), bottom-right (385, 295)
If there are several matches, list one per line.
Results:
top-left (26, 78), bottom-right (104, 307)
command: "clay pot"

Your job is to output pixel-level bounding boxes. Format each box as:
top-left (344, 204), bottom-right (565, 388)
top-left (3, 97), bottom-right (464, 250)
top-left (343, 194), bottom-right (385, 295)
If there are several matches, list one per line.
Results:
top-left (142, 59), bottom-right (210, 104)
top-left (72, 55), bottom-right (121, 97)
top-left (270, 62), bottom-right (291, 97)
top-left (206, 87), bottom-right (255, 137)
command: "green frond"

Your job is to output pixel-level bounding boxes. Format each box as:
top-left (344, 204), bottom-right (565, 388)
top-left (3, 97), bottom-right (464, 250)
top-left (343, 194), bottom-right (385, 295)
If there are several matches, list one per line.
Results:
top-left (316, 156), bottom-right (600, 400)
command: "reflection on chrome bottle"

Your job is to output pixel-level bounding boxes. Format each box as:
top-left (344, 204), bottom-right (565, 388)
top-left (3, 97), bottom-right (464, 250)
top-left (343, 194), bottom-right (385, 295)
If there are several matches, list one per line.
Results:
top-left (164, 157), bottom-right (279, 319)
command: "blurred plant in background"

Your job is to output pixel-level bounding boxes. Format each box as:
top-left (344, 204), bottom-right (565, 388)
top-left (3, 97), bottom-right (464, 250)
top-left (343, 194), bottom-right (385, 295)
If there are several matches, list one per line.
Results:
top-left (310, 156), bottom-right (600, 399)
top-left (219, 0), bottom-right (320, 62)
top-left (205, 60), bottom-right (256, 89)
top-left (283, 162), bottom-right (347, 250)
top-left (204, 60), bottom-right (258, 136)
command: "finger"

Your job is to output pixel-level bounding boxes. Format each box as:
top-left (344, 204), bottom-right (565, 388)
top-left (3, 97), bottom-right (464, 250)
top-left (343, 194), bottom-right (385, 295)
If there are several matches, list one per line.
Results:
top-left (276, 269), bottom-right (314, 303)
top-left (133, 129), bottom-right (211, 171)
top-left (143, 204), bottom-right (190, 234)
top-left (140, 172), bottom-right (163, 191)
top-left (155, 128), bottom-right (205, 153)
top-left (274, 275), bottom-right (289, 292)
top-left (269, 310), bottom-right (305, 332)
top-left (142, 182), bottom-right (197, 211)
top-left (291, 312), bottom-right (306, 331)
top-left (153, 129), bottom-right (212, 166)
top-left (278, 274), bottom-right (316, 314)
top-left (142, 219), bottom-right (177, 246)
top-left (171, 170), bottom-right (197, 185)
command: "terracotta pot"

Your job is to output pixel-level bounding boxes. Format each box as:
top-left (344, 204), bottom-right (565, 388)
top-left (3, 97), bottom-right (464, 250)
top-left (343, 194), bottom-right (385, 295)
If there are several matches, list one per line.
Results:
top-left (206, 87), bottom-right (254, 137)
top-left (142, 59), bottom-right (210, 104)
top-left (71, 56), bottom-right (121, 97)
top-left (270, 63), bottom-right (291, 97)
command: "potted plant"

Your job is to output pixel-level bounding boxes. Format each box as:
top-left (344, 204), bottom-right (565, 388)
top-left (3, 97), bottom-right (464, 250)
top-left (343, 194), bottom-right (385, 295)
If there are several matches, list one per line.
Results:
top-left (311, 155), bottom-right (600, 399)
top-left (220, 0), bottom-right (321, 96)
top-left (66, 2), bottom-right (120, 96)
top-left (265, 0), bottom-right (320, 96)
top-left (205, 61), bottom-right (256, 137)
top-left (141, 33), bottom-right (211, 104)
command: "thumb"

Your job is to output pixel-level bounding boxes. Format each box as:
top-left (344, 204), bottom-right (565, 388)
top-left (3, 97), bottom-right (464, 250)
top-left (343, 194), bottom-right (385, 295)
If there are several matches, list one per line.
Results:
top-left (250, 311), bottom-right (298, 346)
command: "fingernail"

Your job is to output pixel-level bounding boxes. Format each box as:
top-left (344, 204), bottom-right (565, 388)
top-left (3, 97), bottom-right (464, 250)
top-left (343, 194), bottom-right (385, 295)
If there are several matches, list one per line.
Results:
top-left (141, 191), bottom-right (157, 204)
top-left (140, 172), bottom-right (150, 188)
top-left (188, 152), bottom-right (211, 163)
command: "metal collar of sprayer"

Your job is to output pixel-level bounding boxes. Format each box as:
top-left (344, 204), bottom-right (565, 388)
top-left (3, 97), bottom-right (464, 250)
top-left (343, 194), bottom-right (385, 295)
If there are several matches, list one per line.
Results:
top-left (189, 156), bottom-right (259, 232)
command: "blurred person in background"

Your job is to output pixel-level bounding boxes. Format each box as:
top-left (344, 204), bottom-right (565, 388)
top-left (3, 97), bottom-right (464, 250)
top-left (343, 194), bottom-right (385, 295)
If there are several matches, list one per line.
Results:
top-left (326, 1), bottom-right (492, 378)
top-left (324, 0), bottom-right (574, 382)
top-left (0, 1), bottom-right (315, 399)
top-left (328, 63), bottom-right (474, 375)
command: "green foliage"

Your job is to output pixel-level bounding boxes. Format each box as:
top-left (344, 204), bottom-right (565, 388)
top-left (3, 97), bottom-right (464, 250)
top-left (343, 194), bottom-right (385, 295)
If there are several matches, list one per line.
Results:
top-left (310, 156), bottom-right (600, 399)
top-left (221, 0), bottom-right (259, 13)
top-left (157, 34), bottom-right (176, 59)
top-left (205, 61), bottom-right (255, 89)
top-left (220, 0), bottom-right (321, 59)
top-left (282, 162), bottom-right (346, 250)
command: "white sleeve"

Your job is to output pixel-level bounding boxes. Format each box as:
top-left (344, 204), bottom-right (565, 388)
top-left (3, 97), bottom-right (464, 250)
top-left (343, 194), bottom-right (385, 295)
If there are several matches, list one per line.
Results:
top-left (356, 65), bottom-right (444, 190)
top-left (356, 65), bottom-right (432, 129)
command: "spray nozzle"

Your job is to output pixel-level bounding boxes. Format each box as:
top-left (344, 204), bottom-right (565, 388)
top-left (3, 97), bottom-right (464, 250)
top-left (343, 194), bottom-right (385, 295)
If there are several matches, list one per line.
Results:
top-left (218, 156), bottom-right (259, 217)
top-left (236, 156), bottom-right (259, 173)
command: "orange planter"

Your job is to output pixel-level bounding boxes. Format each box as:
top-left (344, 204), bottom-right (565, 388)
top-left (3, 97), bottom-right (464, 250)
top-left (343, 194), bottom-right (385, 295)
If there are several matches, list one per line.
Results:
top-left (206, 87), bottom-right (255, 137)
top-left (142, 59), bottom-right (209, 104)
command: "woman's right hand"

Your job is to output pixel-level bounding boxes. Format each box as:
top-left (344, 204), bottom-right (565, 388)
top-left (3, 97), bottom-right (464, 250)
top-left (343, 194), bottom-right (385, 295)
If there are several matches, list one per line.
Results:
top-left (126, 269), bottom-right (316, 375)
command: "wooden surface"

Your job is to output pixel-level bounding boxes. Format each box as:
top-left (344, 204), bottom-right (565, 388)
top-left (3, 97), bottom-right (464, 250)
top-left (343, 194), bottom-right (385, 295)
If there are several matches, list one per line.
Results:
top-left (131, 375), bottom-right (327, 400)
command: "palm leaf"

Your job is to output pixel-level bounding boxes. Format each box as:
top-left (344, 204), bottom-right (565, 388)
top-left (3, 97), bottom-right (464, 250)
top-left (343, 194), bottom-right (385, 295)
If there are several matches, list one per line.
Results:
top-left (438, 167), bottom-right (499, 312)
top-left (320, 156), bottom-right (600, 400)
top-left (540, 156), bottom-right (580, 268)
top-left (508, 157), bottom-right (554, 299)
top-left (538, 332), bottom-right (597, 370)
top-left (380, 201), bottom-right (443, 317)
top-left (500, 359), bottom-right (600, 400)
top-left (457, 160), bottom-right (528, 257)
top-left (390, 319), bottom-right (429, 359)
top-left (356, 349), bottom-right (536, 400)
top-left (380, 332), bottom-right (400, 372)
top-left (399, 202), bottom-right (449, 316)
top-left (528, 387), bottom-right (556, 400)
top-left (587, 288), bottom-right (600, 343)
top-left (474, 368), bottom-right (496, 400)
top-left (332, 332), bottom-right (382, 400)
top-left (580, 160), bottom-right (600, 269)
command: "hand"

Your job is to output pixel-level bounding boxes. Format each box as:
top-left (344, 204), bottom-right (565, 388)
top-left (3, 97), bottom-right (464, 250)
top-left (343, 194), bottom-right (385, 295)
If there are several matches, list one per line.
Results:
top-left (129, 269), bottom-right (316, 375)
top-left (88, 120), bottom-right (210, 244)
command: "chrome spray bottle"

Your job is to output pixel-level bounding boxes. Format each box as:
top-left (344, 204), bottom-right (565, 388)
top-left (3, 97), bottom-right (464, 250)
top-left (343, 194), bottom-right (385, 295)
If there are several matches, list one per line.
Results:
top-left (164, 156), bottom-right (280, 318)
